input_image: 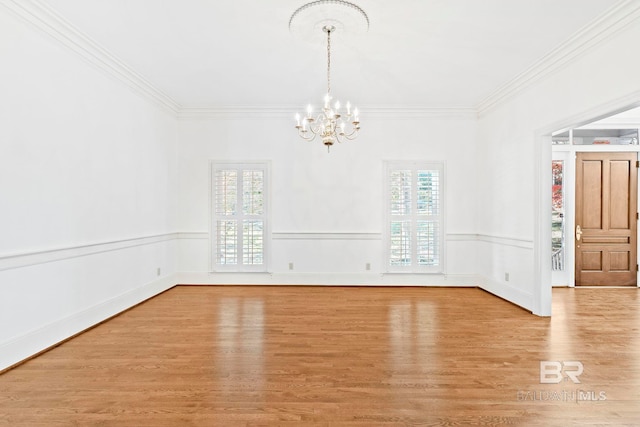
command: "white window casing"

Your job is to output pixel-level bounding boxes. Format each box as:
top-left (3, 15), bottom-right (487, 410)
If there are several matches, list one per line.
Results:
top-left (384, 161), bottom-right (445, 273)
top-left (210, 161), bottom-right (270, 272)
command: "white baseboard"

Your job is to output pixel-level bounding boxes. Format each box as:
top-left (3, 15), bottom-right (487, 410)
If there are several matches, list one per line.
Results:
top-left (0, 274), bottom-right (177, 372)
top-left (478, 275), bottom-right (533, 312)
top-left (176, 271), bottom-right (480, 287)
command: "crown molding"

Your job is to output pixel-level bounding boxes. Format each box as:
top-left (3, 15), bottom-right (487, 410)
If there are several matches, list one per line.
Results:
top-left (177, 106), bottom-right (302, 119)
top-left (1, 0), bottom-right (475, 121)
top-left (0, 0), bottom-right (181, 114)
top-left (476, 0), bottom-right (640, 116)
top-left (5, 0), bottom-right (636, 121)
top-left (177, 105), bottom-right (477, 120)
top-left (360, 106), bottom-right (477, 119)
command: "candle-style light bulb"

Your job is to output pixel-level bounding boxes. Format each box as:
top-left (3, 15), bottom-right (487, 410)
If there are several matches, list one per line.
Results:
top-left (307, 104), bottom-right (312, 118)
top-left (346, 101), bottom-right (351, 115)
top-left (335, 101), bottom-right (340, 111)
top-left (295, 113), bottom-right (300, 126)
top-left (354, 108), bottom-right (359, 121)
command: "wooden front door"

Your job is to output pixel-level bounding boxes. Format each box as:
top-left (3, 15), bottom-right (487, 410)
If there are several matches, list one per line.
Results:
top-left (575, 152), bottom-right (638, 286)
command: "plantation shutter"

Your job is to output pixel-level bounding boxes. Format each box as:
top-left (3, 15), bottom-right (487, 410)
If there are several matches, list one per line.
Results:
top-left (212, 163), bottom-right (268, 272)
top-left (386, 162), bottom-right (444, 273)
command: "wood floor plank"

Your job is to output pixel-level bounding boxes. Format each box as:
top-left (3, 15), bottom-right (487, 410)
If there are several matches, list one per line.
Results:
top-left (1, 286), bottom-right (639, 426)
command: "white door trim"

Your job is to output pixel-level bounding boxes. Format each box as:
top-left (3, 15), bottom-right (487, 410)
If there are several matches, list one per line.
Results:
top-left (535, 91), bottom-right (640, 315)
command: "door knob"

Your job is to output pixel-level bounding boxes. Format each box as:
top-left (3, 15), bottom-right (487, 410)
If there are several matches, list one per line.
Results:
top-left (576, 225), bottom-right (583, 241)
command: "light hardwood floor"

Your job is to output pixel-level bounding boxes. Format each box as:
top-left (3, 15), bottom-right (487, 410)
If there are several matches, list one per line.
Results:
top-left (1, 286), bottom-right (639, 426)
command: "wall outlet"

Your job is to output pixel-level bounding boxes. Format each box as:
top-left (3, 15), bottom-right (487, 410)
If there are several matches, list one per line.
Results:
top-left (366, 263), bottom-right (371, 271)
top-left (289, 262), bottom-right (294, 270)
top-left (157, 267), bottom-right (161, 276)
top-left (505, 272), bottom-right (509, 281)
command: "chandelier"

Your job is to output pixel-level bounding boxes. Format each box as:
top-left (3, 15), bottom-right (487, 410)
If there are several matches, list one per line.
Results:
top-left (291, 1), bottom-right (366, 152)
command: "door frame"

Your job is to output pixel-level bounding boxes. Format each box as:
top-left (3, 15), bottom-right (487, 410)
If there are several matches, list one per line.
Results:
top-left (534, 91), bottom-right (640, 316)
top-left (552, 145), bottom-right (640, 287)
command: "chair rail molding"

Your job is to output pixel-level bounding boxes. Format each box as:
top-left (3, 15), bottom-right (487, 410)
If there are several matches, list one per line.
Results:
top-left (0, 233), bottom-right (179, 271)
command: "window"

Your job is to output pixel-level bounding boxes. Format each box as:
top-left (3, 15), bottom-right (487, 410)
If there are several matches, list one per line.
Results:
top-left (211, 162), bottom-right (269, 272)
top-left (384, 161), bottom-right (444, 273)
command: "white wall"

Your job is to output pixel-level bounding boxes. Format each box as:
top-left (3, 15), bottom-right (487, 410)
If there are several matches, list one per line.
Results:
top-left (0, 7), bottom-right (178, 370)
top-left (176, 112), bottom-right (479, 285)
top-left (476, 17), bottom-right (640, 314)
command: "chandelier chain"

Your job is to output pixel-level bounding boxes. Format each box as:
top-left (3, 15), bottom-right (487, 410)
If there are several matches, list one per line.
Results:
top-left (326, 28), bottom-right (331, 95)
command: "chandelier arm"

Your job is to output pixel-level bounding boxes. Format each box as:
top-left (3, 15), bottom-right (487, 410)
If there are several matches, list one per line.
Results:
top-left (298, 128), bottom-right (317, 141)
top-left (308, 113), bottom-right (325, 134)
top-left (341, 132), bottom-right (359, 141)
top-left (301, 113), bottom-right (324, 135)
top-left (340, 127), bottom-right (360, 140)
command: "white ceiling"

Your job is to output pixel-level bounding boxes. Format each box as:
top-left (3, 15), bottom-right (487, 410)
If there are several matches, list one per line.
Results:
top-left (37, 0), bottom-right (621, 109)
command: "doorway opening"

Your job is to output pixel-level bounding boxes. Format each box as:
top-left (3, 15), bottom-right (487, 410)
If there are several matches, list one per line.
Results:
top-left (551, 110), bottom-right (640, 287)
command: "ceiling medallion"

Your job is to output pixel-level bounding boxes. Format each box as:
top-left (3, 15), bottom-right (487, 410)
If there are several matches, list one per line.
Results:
top-left (289, 0), bottom-right (369, 40)
top-left (290, 1), bottom-right (368, 152)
